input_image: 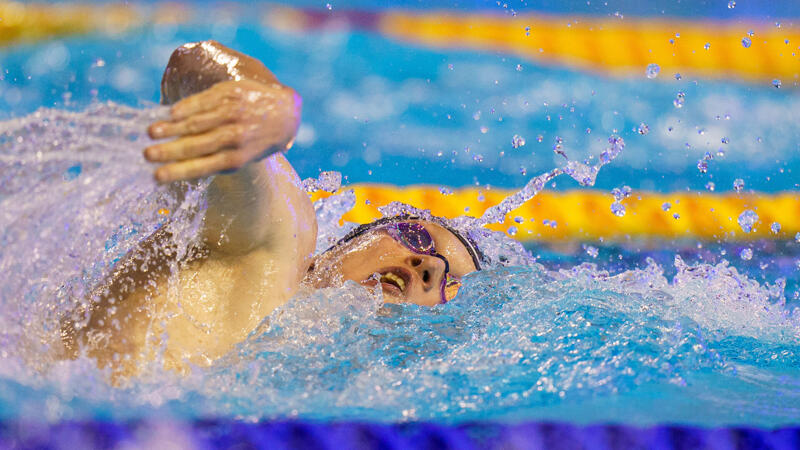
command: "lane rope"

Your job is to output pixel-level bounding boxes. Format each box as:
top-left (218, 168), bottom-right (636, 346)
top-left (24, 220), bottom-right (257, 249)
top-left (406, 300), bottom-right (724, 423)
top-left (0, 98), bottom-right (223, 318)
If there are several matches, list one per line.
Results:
top-left (311, 185), bottom-right (800, 242)
top-left (1, 2), bottom-right (797, 85)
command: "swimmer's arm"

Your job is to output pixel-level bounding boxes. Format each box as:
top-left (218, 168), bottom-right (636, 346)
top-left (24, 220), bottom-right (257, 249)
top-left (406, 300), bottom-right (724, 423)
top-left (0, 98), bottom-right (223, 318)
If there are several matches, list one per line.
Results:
top-left (144, 41), bottom-right (316, 264)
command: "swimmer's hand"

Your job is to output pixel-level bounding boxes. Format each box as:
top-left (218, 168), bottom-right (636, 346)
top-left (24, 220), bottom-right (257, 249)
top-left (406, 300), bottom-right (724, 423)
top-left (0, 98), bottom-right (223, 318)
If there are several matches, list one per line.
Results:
top-left (144, 79), bottom-right (301, 183)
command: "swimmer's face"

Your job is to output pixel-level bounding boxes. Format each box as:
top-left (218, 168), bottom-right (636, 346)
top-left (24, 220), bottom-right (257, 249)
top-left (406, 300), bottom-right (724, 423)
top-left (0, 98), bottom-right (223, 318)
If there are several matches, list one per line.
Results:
top-left (306, 220), bottom-right (478, 306)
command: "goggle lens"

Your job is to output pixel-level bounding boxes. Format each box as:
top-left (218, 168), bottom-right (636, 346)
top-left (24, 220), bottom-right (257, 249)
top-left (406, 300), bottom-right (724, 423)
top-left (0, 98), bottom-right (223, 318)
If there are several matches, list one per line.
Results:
top-left (388, 222), bottom-right (434, 254)
top-left (385, 222), bottom-right (461, 304)
top-left (442, 273), bottom-right (462, 304)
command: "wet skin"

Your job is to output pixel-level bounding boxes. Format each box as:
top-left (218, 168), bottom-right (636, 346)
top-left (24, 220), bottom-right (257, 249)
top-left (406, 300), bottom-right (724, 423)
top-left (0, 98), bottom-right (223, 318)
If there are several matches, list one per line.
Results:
top-left (61, 41), bottom-right (478, 381)
top-left (307, 221), bottom-right (478, 307)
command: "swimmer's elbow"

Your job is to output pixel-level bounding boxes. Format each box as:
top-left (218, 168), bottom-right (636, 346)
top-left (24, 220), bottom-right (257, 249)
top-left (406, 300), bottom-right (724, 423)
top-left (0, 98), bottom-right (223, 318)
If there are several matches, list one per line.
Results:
top-left (160, 40), bottom-right (234, 104)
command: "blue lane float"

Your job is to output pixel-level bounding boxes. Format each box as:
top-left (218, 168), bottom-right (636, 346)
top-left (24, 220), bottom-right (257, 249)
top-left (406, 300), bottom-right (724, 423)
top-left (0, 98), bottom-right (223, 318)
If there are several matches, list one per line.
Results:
top-left (2, 421), bottom-right (800, 449)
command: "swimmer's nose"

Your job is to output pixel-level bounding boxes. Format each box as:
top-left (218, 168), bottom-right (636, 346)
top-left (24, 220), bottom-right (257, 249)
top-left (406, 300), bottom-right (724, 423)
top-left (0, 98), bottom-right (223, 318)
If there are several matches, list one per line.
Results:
top-left (406, 254), bottom-right (446, 291)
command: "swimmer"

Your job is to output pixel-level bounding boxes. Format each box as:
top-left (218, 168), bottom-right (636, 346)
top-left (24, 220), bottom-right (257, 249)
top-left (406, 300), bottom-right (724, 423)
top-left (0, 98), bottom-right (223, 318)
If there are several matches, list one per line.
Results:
top-left (60, 41), bottom-right (481, 379)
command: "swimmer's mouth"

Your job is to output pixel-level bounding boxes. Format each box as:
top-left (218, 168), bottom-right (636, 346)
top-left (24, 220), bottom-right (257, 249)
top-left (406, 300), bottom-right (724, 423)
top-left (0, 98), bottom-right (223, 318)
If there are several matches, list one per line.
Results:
top-left (378, 267), bottom-right (411, 295)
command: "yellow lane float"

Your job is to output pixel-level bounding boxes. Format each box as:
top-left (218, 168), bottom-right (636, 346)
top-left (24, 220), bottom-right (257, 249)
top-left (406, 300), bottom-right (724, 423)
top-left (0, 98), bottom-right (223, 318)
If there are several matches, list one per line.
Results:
top-left (312, 185), bottom-right (800, 242)
top-left (2, 2), bottom-right (797, 85)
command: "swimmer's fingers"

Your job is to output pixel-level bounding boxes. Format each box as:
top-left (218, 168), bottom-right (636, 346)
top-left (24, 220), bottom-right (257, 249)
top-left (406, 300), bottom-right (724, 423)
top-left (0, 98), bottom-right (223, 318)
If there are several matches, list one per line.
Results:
top-left (148, 104), bottom-right (238, 139)
top-left (167, 86), bottom-right (221, 120)
top-left (168, 81), bottom-right (242, 121)
top-left (144, 124), bottom-right (242, 162)
top-left (154, 148), bottom-right (250, 183)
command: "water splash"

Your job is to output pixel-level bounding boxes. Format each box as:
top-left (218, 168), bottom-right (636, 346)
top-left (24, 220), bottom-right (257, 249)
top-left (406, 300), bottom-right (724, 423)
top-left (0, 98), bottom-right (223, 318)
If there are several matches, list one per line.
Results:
top-left (302, 170), bottom-right (342, 193)
top-left (473, 135), bottom-right (623, 229)
top-left (1, 104), bottom-right (799, 429)
top-left (0, 104), bottom-right (214, 364)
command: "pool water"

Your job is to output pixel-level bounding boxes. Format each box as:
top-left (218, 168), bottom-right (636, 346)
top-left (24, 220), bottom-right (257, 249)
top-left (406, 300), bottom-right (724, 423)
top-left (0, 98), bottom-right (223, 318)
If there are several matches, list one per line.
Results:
top-left (1, 3), bottom-right (799, 431)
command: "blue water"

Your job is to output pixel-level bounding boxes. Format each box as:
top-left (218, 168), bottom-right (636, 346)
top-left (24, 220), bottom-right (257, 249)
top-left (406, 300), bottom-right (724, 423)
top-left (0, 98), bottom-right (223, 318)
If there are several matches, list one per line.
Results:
top-left (1, 5), bottom-right (799, 429)
top-left (1, 21), bottom-right (798, 193)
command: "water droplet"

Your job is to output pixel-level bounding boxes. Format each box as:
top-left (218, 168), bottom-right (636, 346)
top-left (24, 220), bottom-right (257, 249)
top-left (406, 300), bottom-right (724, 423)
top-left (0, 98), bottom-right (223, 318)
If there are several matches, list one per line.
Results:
top-left (697, 159), bottom-right (709, 173)
top-left (480, 126), bottom-right (489, 134)
top-left (704, 42), bottom-right (711, 50)
top-left (583, 244), bottom-right (599, 258)
top-left (326, 3), bottom-right (332, 10)
top-left (645, 63), bottom-right (660, 79)
top-left (733, 178), bottom-right (745, 193)
top-left (705, 181), bottom-right (716, 191)
top-left (737, 209), bottom-right (759, 233)
top-left (673, 92), bottom-right (685, 108)
top-left (473, 154), bottom-right (484, 163)
top-left (507, 226), bottom-right (518, 236)
top-left (519, 166), bottom-right (527, 176)
top-left (673, 213), bottom-right (680, 219)
top-left (637, 123), bottom-right (650, 135)
top-left (727, 0), bottom-right (736, 8)
top-left (448, 63), bottom-right (454, 70)
top-left (674, 73), bottom-right (682, 80)
top-left (741, 36), bottom-right (752, 48)
top-left (525, 26), bottom-right (531, 36)
top-left (515, 64), bottom-right (523, 71)
top-left (552, 136), bottom-right (565, 157)
top-left (740, 248), bottom-right (753, 261)
top-left (662, 202), bottom-right (671, 211)
top-left (610, 201), bottom-right (626, 217)
top-left (795, 232), bottom-right (800, 243)
top-left (721, 137), bottom-right (729, 144)
top-left (611, 186), bottom-right (632, 201)
top-left (439, 186), bottom-right (453, 195)
top-left (514, 216), bottom-right (525, 224)
top-left (772, 79), bottom-right (782, 88)
top-left (63, 164), bottom-right (82, 181)
top-left (303, 170), bottom-right (342, 193)
top-left (771, 222), bottom-right (781, 234)
top-left (511, 134), bottom-right (526, 148)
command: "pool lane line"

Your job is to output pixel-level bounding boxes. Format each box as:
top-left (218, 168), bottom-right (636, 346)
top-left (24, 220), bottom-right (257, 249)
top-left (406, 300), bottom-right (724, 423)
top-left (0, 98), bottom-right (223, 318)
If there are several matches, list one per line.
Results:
top-left (1, 420), bottom-right (799, 449)
top-left (311, 185), bottom-right (800, 242)
top-left (375, 11), bottom-right (799, 86)
top-left (265, 6), bottom-right (799, 86)
top-left (0, 2), bottom-right (141, 46)
top-left (1, 2), bottom-right (797, 86)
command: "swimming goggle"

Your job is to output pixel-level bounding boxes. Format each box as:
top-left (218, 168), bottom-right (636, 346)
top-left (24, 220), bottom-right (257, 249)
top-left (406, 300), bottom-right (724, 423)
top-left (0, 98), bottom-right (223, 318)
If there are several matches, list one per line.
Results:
top-left (381, 222), bottom-right (462, 304)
